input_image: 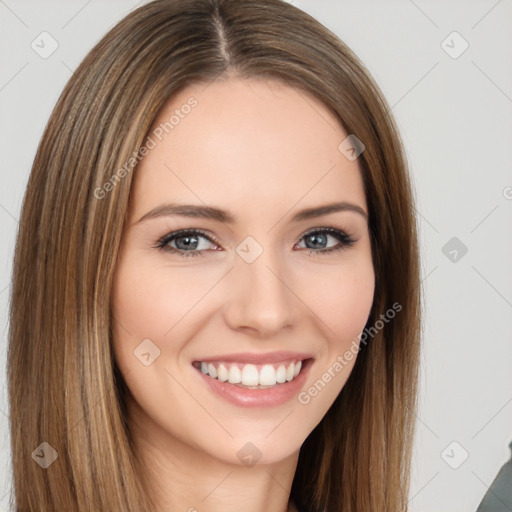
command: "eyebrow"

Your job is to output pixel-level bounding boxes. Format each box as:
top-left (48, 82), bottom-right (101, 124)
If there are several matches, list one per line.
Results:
top-left (136, 201), bottom-right (368, 224)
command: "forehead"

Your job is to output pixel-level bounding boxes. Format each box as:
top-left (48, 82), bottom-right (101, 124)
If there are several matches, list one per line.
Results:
top-left (129, 77), bottom-right (367, 222)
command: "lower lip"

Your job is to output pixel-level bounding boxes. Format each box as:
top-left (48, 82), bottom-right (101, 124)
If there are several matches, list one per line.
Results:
top-left (194, 359), bottom-right (313, 408)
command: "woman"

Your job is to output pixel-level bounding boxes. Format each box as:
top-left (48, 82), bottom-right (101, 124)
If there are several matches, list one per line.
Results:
top-left (7, 0), bottom-right (421, 511)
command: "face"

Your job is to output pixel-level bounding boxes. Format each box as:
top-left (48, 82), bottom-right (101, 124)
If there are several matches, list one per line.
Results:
top-left (111, 77), bottom-right (375, 468)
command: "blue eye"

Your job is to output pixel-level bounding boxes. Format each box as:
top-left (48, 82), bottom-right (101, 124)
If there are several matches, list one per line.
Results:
top-left (298, 227), bottom-right (355, 257)
top-left (154, 229), bottom-right (218, 257)
top-left (154, 227), bottom-right (355, 257)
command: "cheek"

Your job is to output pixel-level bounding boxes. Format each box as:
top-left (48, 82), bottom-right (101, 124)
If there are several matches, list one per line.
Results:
top-left (295, 252), bottom-right (375, 342)
top-left (111, 257), bottom-right (215, 343)
top-left (293, 255), bottom-right (374, 416)
top-left (110, 254), bottom-right (230, 390)
top-left (327, 265), bottom-right (374, 375)
top-left (317, 277), bottom-right (373, 324)
top-left (110, 256), bottom-right (179, 378)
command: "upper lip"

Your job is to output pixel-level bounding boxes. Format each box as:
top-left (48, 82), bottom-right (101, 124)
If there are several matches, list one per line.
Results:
top-left (193, 351), bottom-right (313, 365)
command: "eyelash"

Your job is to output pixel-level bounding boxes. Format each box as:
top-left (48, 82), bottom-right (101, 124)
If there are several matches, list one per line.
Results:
top-left (153, 227), bottom-right (356, 258)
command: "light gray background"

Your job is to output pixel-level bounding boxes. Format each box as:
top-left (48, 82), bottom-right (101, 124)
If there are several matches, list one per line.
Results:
top-left (1, 1), bottom-right (511, 511)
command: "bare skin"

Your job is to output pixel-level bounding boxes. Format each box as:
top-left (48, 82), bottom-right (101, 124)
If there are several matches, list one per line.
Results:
top-left (111, 76), bottom-right (375, 512)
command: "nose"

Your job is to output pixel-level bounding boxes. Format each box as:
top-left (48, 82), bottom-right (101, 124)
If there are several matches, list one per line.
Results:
top-left (222, 247), bottom-right (298, 337)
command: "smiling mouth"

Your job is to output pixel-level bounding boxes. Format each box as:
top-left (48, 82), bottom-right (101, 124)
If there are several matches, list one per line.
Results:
top-left (192, 358), bottom-right (312, 389)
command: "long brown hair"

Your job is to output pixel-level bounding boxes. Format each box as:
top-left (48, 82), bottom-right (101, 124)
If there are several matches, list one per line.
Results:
top-left (7, 0), bottom-right (421, 510)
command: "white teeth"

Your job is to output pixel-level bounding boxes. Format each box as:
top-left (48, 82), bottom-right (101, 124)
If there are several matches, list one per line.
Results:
top-left (276, 365), bottom-right (286, 383)
top-left (241, 364), bottom-right (259, 386)
top-left (217, 364), bottom-right (228, 382)
top-left (228, 365), bottom-right (242, 384)
top-left (197, 360), bottom-right (305, 387)
top-left (259, 364), bottom-right (276, 386)
top-left (208, 363), bottom-right (217, 379)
